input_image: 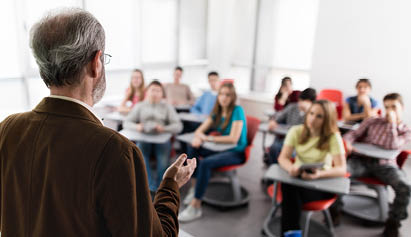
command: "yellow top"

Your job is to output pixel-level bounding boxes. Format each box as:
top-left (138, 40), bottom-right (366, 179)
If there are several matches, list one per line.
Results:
top-left (284, 125), bottom-right (345, 170)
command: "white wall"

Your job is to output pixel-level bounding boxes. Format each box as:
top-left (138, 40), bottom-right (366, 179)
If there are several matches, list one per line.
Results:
top-left (311, 0), bottom-right (411, 124)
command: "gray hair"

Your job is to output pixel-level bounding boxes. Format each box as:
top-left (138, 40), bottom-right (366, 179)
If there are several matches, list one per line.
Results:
top-left (30, 8), bottom-right (105, 87)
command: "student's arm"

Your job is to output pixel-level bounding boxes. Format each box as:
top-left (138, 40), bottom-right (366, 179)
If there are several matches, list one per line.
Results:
top-left (382, 123), bottom-right (411, 150)
top-left (194, 117), bottom-right (213, 137)
top-left (118, 89), bottom-right (132, 113)
top-left (278, 145), bottom-right (300, 177)
top-left (210, 120), bottom-right (243, 144)
top-left (163, 105), bottom-right (183, 134)
top-left (343, 102), bottom-right (366, 122)
top-left (123, 104), bottom-right (143, 131)
top-left (274, 105), bottom-right (290, 124)
top-left (343, 118), bottom-right (371, 145)
top-left (190, 94), bottom-right (204, 114)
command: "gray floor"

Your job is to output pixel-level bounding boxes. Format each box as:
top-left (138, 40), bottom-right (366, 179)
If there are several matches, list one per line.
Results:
top-left (178, 132), bottom-right (411, 237)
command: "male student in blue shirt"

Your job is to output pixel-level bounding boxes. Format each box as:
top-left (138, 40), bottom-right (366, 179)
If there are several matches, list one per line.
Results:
top-left (190, 71), bottom-right (220, 115)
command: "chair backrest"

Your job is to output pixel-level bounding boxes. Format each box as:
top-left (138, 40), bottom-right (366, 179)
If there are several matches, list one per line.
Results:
top-left (317, 89), bottom-right (344, 120)
top-left (397, 150), bottom-right (411, 168)
top-left (246, 116), bottom-right (260, 146)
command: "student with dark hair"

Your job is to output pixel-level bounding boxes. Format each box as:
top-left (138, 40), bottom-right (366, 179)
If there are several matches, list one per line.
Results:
top-left (124, 80), bottom-right (183, 191)
top-left (343, 93), bottom-right (411, 237)
top-left (274, 77), bottom-right (301, 111)
top-left (267, 88), bottom-right (317, 164)
top-left (343, 78), bottom-right (379, 123)
top-left (278, 100), bottom-right (346, 235)
top-left (118, 69), bottom-right (145, 113)
top-left (178, 83), bottom-right (247, 222)
top-left (190, 71), bottom-right (220, 115)
top-left (164, 66), bottom-right (195, 106)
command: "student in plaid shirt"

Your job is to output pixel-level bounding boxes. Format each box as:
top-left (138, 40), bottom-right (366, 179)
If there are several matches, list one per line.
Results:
top-left (343, 93), bottom-right (411, 237)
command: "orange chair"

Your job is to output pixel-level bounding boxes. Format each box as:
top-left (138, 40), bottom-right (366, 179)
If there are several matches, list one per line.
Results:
top-left (220, 78), bottom-right (235, 85)
top-left (202, 116), bottom-right (260, 208)
top-left (342, 150), bottom-right (411, 223)
top-left (317, 89), bottom-right (344, 120)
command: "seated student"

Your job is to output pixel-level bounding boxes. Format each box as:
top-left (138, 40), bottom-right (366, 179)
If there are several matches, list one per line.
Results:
top-left (343, 78), bottom-right (379, 123)
top-left (118, 69), bottom-right (145, 114)
top-left (343, 93), bottom-right (411, 237)
top-left (278, 100), bottom-right (346, 235)
top-left (274, 77), bottom-right (301, 111)
top-left (164, 66), bottom-right (195, 107)
top-left (267, 88), bottom-right (317, 164)
top-left (178, 83), bottom-right (247, 222)
top-left (190, 71), bottom-right (220, 115)
top-left (124, 80), bottom-right (183, 191)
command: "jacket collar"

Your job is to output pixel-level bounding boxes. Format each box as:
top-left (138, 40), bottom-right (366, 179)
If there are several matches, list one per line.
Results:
top-left (33, 97), bottom-right (103, 126)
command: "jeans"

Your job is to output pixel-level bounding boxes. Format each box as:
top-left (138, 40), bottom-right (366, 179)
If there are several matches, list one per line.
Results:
top-left (347, 155), bottom-right (411, 221)
top-left (137, 141), bottom-right (171, 191)
top-left (187, 145), bottom-right (245, 199)
top-left (268, 137), bottom-right (285, 164)
top-left (281, 183), bottom-right (334, 234)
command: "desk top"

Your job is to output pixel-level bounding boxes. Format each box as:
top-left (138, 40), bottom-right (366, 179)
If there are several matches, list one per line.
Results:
top-left (259, 123), bottom-right (291, 136)
top-left (337, 121), bottom-right (360, 131)
top-left (104, 111), bottom-right (126, 122)
top-left (352, 142), bottom-right (401, 160)
top-left (178, 113), bottom-right (208, 123)
top-left (177, 132), bottom-right (237, 152)
top-left (174, 104), bottom-right (192, 111)
top-left (264, 164), bottom-right (350, 195)
top-left (119, 129), bottom-right (172, 144)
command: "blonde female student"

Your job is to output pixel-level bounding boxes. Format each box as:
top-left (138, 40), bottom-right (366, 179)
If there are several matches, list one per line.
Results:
top-left (278, 100), bottom-right (346, 234)
top-left (118, 69), bottom-right (145, 113)
top-left (178, 83), bottom-right (247, 222)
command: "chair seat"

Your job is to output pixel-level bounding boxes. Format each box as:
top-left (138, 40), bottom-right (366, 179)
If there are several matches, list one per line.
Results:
top-left (267, 183), bottom-right (282, 203)
top-left (356, 177), bottom-right (385, 185)
top-left (303, 196), bottom-right (337, 211)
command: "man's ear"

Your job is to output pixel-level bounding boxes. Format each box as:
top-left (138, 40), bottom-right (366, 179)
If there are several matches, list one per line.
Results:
top-left (89, 50), bottom-right (103, 78)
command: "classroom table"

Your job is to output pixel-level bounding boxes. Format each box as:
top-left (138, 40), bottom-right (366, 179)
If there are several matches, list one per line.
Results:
top-left (262, 164), bottom-right (350, 237)
top-left (264, 109), bottom-right (276, 118)
top-left (337, 121), bottom-right (360, 131)
top-left (119, 129), bottom-right (172, 144)
top-left (177, 132), bottom-right (236, 152)
top-left (259, 123), bottom-right (291, 160)
top-left (178, 112), bottom-right (208, 123)
top-left (352, 142), bottom-right (401, 160)
top-left (174, 104), bottom-right (192, 113)
top-left (103, 111), bottom-right (126, 123)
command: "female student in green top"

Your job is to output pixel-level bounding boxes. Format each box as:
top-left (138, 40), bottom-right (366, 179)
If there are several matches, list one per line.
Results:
top-left (178, 82), bottom-right (247, 222)
top-left (278, 100), bottom-right (346, 234)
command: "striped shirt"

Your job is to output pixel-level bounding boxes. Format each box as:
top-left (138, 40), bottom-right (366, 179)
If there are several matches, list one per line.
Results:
top-left (273, 103), bottom-right (305, 126)
top-left (344, 117), bottom-right (411, 164)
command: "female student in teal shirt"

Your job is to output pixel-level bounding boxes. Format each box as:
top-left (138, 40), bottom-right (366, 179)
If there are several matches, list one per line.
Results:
top-left (178, 83), bottom-right (247, 222)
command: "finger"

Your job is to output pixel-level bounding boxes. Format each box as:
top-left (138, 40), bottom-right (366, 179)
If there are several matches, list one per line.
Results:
top-left (173, 154), bottom-right (187, 168)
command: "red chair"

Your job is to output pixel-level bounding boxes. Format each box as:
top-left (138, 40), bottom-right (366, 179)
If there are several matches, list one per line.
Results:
top-left (317, 89), bottom-right (344, 120)
top-left (220, 78), bottom-right (235, 85)
top-left (342, 150), bottom-right (411, 223)
top-left (202, 116), bottom-right (260, 208)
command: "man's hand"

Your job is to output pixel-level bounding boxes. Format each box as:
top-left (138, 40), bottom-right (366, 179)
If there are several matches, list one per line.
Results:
top-left (136, 123), bottom-right (144, 132)
top-left (268, 120), bottom-right (278, 131)
top-left (163, 154), bottom-right (197, 188)
top-left (387, 110), bottom-right (398, 124)
top-left (345, 141), bottom-right (354, 155)
top-left (357, 95), bottom-right (370, 106)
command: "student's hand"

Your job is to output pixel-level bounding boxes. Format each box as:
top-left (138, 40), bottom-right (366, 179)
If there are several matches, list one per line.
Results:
top-left (196, 133), bottom-right (207, 141)
top-left (357, 95), bottom-right (370, 106)
top-left (387, 110), bottom-right (398, 124)
top-left (268, 120), bottom-right (278, 131)
top-left (301, 169), bottom-right (321, 180)
top-left (288, 166), bottom-right (301, 177)
top-left (345, 141), bottom-right (354, 154)
top-left (163, 154), bottom-right (197, 188)
top-left (136, 123), bottom-right (144, 132)
top-left (155, 125), bottom-right (165, 133)
top-left (191, 137), bottom-right (203, 148)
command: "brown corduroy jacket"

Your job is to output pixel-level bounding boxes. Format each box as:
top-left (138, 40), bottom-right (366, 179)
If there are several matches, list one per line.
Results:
top-left (0, 97), bottom-right (180, 236)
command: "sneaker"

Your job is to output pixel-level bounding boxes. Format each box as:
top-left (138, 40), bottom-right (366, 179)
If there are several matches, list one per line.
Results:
top-left (383, 218), bottom-right (400, 237)
top-left (178, 205), bottom-right (202, 222)
top-left (183, 187), bottom-right (195, 205)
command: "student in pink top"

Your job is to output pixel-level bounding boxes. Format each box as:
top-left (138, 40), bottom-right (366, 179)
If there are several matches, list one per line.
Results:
top-left (118, 69), bottom-right (145, 113)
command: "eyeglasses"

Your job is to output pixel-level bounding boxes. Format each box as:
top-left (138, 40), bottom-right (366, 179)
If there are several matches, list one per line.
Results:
top-left (103, 53), bottom-right (112, 65)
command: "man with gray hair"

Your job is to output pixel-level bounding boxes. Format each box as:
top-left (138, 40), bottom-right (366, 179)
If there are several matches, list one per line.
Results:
top-left (0, 8), bottom-right (196, 236)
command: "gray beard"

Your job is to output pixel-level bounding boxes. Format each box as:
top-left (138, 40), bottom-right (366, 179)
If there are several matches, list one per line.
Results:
top-left (92, 68), bottom-right (106, 105)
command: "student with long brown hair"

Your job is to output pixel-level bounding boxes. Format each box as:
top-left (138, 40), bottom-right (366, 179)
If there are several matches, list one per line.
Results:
top-left (278, 100), bottom-right (346, 234)
top-left (118, 69), bottom-right (145, 113)
top-left (178, 83), bottom-right (247, 222)
top-left (274, 77), bottom-right (301, 111)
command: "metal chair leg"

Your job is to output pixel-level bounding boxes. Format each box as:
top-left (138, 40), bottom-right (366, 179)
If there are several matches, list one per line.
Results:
top-left (303, 211), bottom-right (313, 237)
top-left (323, 209), bottom-right (335, 236)
top-left (230, 171), bottom-right (242, 202)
